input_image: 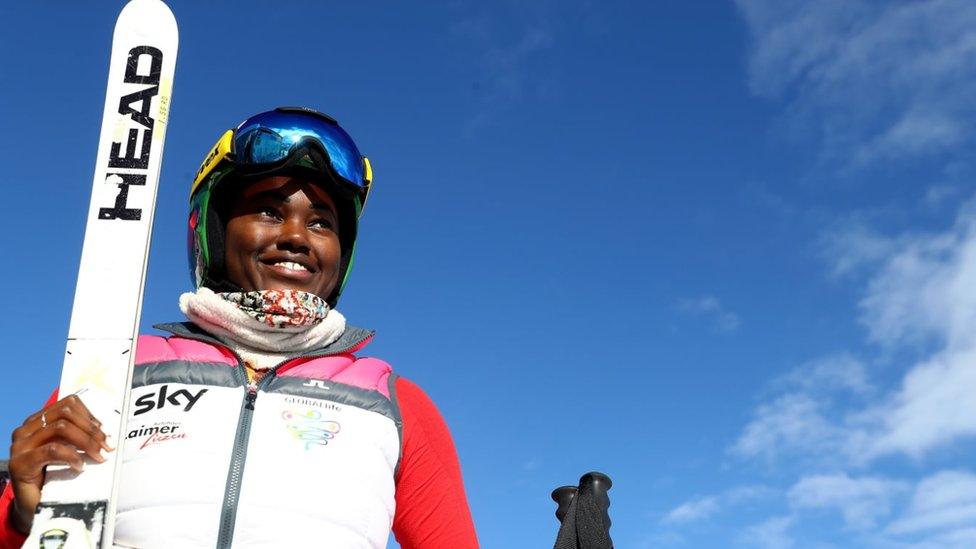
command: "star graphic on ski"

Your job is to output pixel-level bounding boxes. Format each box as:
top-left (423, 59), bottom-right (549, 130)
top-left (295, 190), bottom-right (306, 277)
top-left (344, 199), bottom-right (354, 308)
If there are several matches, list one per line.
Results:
top-left (65, 353), bottom-right (121, 396)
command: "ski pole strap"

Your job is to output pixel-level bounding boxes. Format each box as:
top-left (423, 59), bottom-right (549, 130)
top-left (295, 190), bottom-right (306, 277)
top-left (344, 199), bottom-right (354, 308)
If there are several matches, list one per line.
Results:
top-left (552, 472), bottom-right (614, 549)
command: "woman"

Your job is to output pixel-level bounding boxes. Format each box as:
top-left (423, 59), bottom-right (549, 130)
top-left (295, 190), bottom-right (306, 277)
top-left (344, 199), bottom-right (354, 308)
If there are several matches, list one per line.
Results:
top-left (1, 107), bottom-right (478, 548)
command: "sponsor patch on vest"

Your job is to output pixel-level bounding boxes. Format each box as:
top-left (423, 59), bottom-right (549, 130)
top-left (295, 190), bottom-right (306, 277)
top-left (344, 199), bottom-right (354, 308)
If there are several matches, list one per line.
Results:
top-left (281, 408), bottom-right (340, 451)
top-left (127, 421), bottom-right (186, 450)
top-left (284, 395), bottom-right (342, 412)
top-left (133, 385), bottom-right (208, 416)
top-left (302, 379), bottom-right (330, 390)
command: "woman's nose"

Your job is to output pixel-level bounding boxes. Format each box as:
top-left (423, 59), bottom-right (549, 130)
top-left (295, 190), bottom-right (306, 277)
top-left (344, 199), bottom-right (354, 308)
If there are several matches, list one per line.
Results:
top-left (276, 217), bottom-right (311, 252)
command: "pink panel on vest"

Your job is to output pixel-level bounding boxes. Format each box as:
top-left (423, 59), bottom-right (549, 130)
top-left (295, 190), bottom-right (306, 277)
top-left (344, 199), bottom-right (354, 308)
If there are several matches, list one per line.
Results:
top-left (135, 335), bottom-right (238, 366)
top-left (281, 356), bottom-right (392, 398)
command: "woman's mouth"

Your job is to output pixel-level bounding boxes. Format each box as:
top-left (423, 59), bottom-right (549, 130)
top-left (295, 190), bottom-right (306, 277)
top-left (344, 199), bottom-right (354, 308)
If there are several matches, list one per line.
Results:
top-left (271, 261), bottom-right (308, 272)
top-left (261, 259), bottom-right (315, 281)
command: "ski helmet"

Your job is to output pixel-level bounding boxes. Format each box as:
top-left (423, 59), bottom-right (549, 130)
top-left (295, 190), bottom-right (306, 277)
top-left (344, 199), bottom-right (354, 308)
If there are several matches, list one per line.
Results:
top-left (188, 106), bottom-right (373, 306)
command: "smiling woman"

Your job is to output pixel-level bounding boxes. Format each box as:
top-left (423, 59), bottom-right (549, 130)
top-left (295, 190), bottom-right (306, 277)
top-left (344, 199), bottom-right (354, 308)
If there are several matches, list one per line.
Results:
top-left (223, 176), bottom-right (343, 299)
top-left (1, 108), bottom-right (479, 549)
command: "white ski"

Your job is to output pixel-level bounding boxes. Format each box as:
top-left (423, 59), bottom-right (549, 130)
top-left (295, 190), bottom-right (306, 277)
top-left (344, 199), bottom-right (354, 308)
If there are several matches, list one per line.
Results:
top-left (24, 1), bottom-right (178, 547)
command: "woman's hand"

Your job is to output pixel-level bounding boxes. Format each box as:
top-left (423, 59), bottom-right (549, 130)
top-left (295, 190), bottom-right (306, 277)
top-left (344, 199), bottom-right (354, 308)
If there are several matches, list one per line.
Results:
top-left (7, 395), bottom-right (112, 534)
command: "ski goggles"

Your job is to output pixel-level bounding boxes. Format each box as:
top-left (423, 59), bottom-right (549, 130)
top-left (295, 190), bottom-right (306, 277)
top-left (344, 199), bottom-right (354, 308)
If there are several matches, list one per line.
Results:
top-left (192, 106), bottom-right (373, 202)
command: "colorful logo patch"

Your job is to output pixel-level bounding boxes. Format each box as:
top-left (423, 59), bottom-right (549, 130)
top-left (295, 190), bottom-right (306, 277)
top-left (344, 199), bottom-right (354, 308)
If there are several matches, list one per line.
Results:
top-left (281, 408), bottom-right (340, 450)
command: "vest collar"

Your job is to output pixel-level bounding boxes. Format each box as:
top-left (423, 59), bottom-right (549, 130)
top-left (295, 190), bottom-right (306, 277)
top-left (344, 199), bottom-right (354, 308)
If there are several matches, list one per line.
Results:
top-left (153, 321), bottom-right (375, 359)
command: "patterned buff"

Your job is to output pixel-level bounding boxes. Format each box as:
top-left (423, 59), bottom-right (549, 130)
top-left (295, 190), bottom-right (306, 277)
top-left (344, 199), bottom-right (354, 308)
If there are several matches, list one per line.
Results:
top-left (219, 289), bottom-right (329, 328)
top-left (179, 287), bottom-right (347, 363)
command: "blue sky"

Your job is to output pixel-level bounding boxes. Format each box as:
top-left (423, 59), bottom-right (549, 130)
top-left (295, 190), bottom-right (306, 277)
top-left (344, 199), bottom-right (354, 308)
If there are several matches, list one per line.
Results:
top-left (3, 1), bottom-right (976, 547)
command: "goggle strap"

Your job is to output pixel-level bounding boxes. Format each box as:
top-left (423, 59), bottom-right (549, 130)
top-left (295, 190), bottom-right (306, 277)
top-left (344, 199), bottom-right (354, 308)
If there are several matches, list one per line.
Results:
top-left (191, 130), bottom-right (234, 198)
top-left (359, 156), bottom-right (373, 216)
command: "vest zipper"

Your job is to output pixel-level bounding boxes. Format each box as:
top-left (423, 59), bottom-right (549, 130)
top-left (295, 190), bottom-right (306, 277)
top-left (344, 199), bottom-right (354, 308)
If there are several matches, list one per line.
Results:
top-left (212, 332), bottom-right (374, 548)
top-left (215, 371), bottom-right (258, 548)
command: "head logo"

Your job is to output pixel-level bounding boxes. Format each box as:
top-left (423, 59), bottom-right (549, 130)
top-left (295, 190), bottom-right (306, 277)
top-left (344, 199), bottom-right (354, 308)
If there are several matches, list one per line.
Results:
top-left (133, 385), bottom-right (208, 416)
top-left (100, 45), bottom-right (164, 221)
top-left (281, 408), bottom-right (340, 450)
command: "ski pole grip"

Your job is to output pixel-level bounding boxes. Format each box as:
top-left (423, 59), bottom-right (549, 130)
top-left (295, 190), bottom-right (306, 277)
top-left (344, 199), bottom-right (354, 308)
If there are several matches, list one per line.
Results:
top-left (550, 485), bottom-right (577, 523)
top-left (580, 471), bottom-right (612, 493)
top-left (580, 471), bottom-right (613, 530)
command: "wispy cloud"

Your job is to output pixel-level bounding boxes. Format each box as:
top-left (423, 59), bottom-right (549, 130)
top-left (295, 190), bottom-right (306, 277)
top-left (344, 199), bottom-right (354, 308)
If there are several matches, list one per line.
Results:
top-left (662, 496), bottom-right (721, 525)
top-left (789, 473), bottom-right (909, 531)
top-left (720, 197), bottom-right (976, 545)
top-left (772, 353), bottom-right (873, 396)
top-left (663, 485), bottom-right (775, 525)
top-left (820, 221), bottom-right (899, 279)
top-left (660, 3), bottom-right (976, 546)
top-left (732, 392), bottom-right (845, 464)
top-left (735, 0), bottom-right (976, 166)
top-left (848, 201), bottom-right (976, 459)
top-left (734, 196), bottom-right (976, 466)
top-left (450, 3), bottom-right (560, 131)
top-left (730, 354), bottom-right (871, 465)
top-left (924, 184), bottom-right (966, 210)
top-left (677, 295), bottom-right (741, 333)
top-left (738, 515), bottom-right (795, 549)
top-left (724, 471), bottom-right (976, 547)
top-left (888, 470), bottom-right (976, 536)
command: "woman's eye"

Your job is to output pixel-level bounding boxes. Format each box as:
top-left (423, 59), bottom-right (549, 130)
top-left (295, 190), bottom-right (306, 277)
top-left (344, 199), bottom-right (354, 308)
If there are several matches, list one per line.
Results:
top-left (310, 218), bottom-right (334, 230)
top-left (260, 207), bottom-right (280, 219)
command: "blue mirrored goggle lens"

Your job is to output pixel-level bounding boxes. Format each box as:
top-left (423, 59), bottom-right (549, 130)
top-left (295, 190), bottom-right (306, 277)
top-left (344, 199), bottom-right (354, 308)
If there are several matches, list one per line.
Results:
top-left (233, 110), bottom-right (366, 187)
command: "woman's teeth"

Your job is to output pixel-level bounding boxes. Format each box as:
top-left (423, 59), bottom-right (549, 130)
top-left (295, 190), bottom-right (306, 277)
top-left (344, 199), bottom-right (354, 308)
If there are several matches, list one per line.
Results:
top-left (274, 261), bottom-right (309, 272)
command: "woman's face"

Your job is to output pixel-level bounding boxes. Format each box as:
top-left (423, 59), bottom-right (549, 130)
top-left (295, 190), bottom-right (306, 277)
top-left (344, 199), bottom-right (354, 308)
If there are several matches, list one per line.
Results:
top-left (224, 175), bottom-right (341, 298)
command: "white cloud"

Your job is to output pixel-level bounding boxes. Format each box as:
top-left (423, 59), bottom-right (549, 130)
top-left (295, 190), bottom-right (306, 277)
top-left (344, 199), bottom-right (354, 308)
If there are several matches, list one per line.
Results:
top-left (773, 354), bottom-right (873, 396)
top-left (888, 470), bottom-right (976, 535)
top-left (820, 221), bottom-right (898, 278)
top-left (903, 528), bottom-right (976, 549)
top-left (678, 295), bottom-right (741, 333)
top-left (731, 393), bottom-right (844, 463)
top-left (735, 0), bottom-right (976, 165)
top-left (667, 4), bottom-right (976, 547)
top-left (738, 515), bottom-right (795, 549)
top-left (856, 205), bottom-right (976, 351)
top-left (719, 200), bottom-right (976, 546)
top-left (789, 473), bottom-right (909, 530)
top-left (728, 485), bottom-right (779, 503)
top-left (850, 203), bottom-right (976, 458)
top-left (868, 348), bottom-right (976, 459)
top-left (731, 354), bottom-right (872, 464)
top-left (735, 199), bottom-right (976, 465)
top-left (662, 496), bottom-right (720, 525)
top-left (924, 184), bottom-right (964, 210)
top-left (663, 485), bottom-right (776, 525)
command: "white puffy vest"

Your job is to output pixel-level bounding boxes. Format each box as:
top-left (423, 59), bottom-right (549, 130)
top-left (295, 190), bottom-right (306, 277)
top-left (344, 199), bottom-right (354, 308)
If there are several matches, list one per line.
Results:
top-left (112, 325), bottom-right (402, 548)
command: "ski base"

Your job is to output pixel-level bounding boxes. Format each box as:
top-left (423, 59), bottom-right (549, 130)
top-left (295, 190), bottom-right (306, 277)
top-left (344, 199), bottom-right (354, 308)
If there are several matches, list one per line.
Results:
top-left (24, 501), bottom-right (106, 549)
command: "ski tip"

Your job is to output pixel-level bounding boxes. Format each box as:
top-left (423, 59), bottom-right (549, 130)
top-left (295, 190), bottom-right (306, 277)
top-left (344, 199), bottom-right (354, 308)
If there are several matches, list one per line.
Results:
top-left (116, 0), bottom-right (179, 40)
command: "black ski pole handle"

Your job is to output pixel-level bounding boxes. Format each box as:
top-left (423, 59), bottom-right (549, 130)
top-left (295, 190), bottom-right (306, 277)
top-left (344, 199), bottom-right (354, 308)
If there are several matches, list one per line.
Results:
top-left (551, 485), bottom-right (577, 523)
top-left (579, 471), bottom-right (613, 531)
top-left (580, 471), bottom-right (612, 492)
top-left (551, 471), bottom-right (615, 549)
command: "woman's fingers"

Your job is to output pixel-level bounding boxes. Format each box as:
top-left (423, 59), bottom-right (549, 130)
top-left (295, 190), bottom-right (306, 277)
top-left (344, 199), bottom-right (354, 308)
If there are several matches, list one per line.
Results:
top-left (13, 395), bottom-right (111, 451)
top-left (11, 441), bottom-right (88, 477)
top-left (16, 418), bottom-right (108, 464)
top-left (8, 439), bottom-right (88, 523)
top-left (7, 395), bottom-right (114, 535)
